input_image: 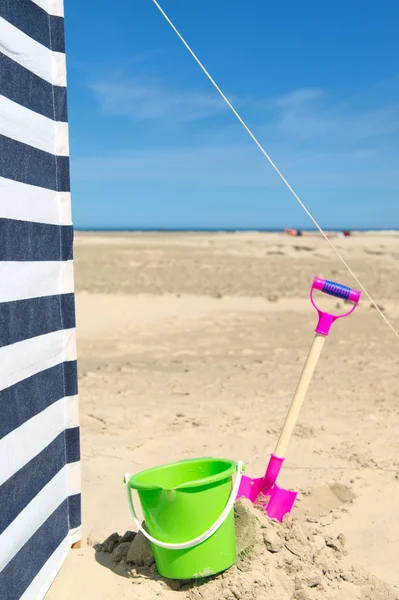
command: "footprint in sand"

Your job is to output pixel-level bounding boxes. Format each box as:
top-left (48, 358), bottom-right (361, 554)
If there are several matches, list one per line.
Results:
top-left (293, 245), bottom-right (315, 252)
top-left (296, 482), bottom-right (357, 518)
top-left (364, 248), bottom-right (386, 256)
top-left (293, 423), bottom-right (318, 439)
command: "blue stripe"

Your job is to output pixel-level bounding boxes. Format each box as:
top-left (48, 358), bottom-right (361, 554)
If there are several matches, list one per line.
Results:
top-left (0, 498), bottom-right (76, 600)
top-left (0, 428), bottom-right (80, 536)
top-left (68, 494), bottom-right (81, 530)
top-left (0, 361), bottom-right (78, 440)
top-left (0, 294), bottom-right (75, 348)
top-left (0, 53), bottom-right (67, 121)
top-left (0, 0), bottom-right (65, 53)
top-left (0, 219), bottom-right (73, 261)
top-left (66, 427), bottom-right (80, 463)
top-left (0, 136), bottom-right (70, 191)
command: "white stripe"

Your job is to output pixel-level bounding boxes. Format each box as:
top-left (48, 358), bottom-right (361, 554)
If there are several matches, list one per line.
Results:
top-left (19, 536), bottom-right (70, 600)
top-left (0, 328), bottom-right (77, 392)
top-left (0, 17), bottom-right (66, 86)
top-left (0, 462), bottom-right (80, 572)
top-left (0, 397), bottom-right (79, 485)
top-left (0, 178), bottom-right (72, 225)
top-left (54, 120), bottom-right (69, 156)
top-left (0, 261), bottom-right (74, 303)
top-left (67, 460), bottom-right (81, 496)
top-left (31, 0), bottom-right (65, 17)
top-left (52, 49), bottom-right (67, 88)
top-left (0, 96), bottom-right (69, 156)
top-left (66, 394), bottom-right (80, 428)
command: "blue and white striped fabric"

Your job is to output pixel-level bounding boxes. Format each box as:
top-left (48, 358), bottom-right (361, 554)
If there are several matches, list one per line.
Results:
top-left (0, 1), bottom-right (81, 598)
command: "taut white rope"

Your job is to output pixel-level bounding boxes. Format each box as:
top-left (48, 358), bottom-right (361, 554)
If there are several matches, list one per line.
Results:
top-left (152, 0), bottom-right (399, 342)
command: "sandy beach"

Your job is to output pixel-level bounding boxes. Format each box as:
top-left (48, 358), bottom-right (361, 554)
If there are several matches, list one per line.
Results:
top-left (47, 231), bottom-right (399, 599)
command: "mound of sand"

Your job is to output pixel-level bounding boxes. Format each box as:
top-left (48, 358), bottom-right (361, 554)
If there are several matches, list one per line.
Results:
top-left (96, 499), bottom-right (397, 600)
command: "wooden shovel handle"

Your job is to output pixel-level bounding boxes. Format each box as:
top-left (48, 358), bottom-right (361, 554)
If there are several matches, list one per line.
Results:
top-left (274, 333), bottom-right (326, 458)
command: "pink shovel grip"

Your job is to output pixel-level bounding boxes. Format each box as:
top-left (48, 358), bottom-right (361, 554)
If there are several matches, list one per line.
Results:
top-left (311, 277), bottom-right (361, 336)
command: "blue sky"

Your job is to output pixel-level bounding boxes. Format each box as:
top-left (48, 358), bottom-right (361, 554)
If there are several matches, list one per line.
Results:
top-left (64, 0), bottom-right (399, 229)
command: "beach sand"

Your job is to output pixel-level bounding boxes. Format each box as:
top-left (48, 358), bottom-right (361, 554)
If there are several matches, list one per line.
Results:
top-left (47, 232), bottom-right (399, 599)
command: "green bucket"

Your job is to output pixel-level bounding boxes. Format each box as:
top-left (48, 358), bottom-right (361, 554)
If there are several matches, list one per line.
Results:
top-left (124, 457), bottom-right (244, 580)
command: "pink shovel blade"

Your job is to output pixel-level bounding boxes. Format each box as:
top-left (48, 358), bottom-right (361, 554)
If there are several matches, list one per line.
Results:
top-left (257, 484), bottom-right (297, 522)
top-left (236, 474), bottom-right (265, 503)
top-left (236, 454), bottom-right (297, 522)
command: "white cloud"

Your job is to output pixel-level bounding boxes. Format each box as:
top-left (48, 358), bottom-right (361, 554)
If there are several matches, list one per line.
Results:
top-left (89, 74), bottom-right (399, 144)
top-left (89, 80), bottom-right (228, 122)
top-left (250, 85), bottom-right (399, 142)
top-left (80, 78), bottom-right (399, 189)
top-left (272, 88), bottom-right (325, 109)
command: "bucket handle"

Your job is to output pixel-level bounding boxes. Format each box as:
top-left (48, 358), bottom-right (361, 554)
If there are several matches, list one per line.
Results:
top-left (124, 461), bottom-right (244, 550)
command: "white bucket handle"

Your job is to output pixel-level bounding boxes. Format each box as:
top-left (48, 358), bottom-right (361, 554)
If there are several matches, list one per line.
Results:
top-left (124, 460), bottom-right (244, 550)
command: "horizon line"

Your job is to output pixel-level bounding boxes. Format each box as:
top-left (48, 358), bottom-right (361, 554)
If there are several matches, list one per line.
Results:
top-left (74, 226), bottom-right (398, 232)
